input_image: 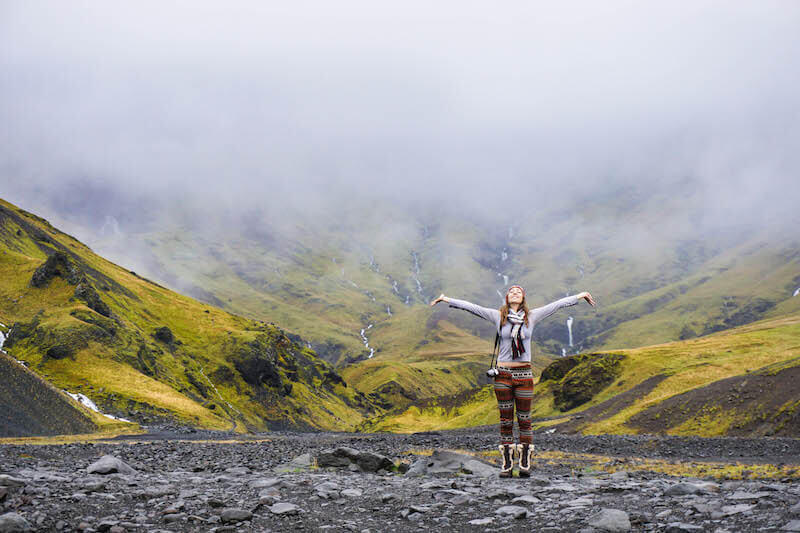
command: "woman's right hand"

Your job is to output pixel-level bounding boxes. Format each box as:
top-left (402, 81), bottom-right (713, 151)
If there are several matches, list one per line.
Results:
top-left (430, 293), bottom-right (447, 306)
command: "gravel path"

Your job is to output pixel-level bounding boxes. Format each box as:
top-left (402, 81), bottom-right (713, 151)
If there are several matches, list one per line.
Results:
top-left (2, 427), bottom-right (800, 532)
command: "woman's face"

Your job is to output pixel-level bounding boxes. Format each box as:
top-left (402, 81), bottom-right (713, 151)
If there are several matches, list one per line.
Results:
top-left (507, 287), bottom-right (524, 304)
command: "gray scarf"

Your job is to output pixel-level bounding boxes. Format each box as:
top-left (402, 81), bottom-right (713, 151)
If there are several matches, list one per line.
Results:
top-left (506, 309), bottom-right (526, 359)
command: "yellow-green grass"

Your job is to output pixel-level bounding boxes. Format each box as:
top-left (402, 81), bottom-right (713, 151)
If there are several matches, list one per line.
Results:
top-left (535, 314), bottom-right (800, 436)
top-left (478, 450), bottom-right (800, 480)
top-left (365, 386), bottom-right (498, 433)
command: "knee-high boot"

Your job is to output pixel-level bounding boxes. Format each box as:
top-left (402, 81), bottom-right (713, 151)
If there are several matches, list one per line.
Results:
top-left (498, 444), bottom-right (515, 478)
top-left (515, 443), bottom-right (534, 477)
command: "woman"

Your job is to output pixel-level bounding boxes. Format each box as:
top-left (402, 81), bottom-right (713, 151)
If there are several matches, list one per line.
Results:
top-left (430, 286), bottom-right (595, 478)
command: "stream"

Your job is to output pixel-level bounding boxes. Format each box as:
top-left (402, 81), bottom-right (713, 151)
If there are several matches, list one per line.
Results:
top-left (360, 324), bottom-right (375, 359)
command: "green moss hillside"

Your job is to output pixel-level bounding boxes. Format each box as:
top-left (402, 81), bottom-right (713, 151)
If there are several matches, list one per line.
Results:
top-left (0, 198), bottom-right (376, 434)
top-left (532, 313), bottom-right (800, 437)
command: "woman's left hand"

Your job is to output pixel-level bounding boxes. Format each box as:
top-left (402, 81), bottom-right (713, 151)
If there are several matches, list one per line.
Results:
top-left (579, 291), bottom-right (596, 307)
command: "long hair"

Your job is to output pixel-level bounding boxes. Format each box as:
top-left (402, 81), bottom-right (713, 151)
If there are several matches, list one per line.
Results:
top-left (499, 297), bottom-right (529, 327)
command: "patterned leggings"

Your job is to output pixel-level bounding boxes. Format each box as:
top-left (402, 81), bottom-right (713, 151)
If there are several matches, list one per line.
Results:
top-left (493, 364), bottom-right (534, 445)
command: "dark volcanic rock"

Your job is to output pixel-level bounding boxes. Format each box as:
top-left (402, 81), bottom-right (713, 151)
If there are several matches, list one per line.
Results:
top-left (316, 446), bottom-right (394, 472)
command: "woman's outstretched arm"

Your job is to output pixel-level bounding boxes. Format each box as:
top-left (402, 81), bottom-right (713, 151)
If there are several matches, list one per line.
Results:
top-left (430, 293), bottom-right (500, 323)
top-left (529, 291), bottom-right (595, 326)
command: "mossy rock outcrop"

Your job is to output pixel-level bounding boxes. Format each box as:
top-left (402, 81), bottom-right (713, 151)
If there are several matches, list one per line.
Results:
top-left (540, 357), bottom-right (582, 383)
top-left (30, 251), bottom-right (83, 287)
top-left (232, 334), bottom-right (285, 389)
top-left (543, 353), bottom-right (625, 411)
top-left (73, 281), bottom-right (112, 317)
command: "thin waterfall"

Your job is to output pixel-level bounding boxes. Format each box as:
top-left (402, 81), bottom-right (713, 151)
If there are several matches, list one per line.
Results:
top-left (567, 316), bottom-right (574, 348)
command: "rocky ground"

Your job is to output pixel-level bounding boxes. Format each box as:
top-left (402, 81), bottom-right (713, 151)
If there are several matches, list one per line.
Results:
top-left (2, 426), bottom-right (800, 532)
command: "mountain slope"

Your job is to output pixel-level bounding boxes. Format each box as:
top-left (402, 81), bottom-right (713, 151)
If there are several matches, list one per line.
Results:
top-left (0, 198), bottom-right (376, 435)
top-left (74, 193), bottom-right (800, 406)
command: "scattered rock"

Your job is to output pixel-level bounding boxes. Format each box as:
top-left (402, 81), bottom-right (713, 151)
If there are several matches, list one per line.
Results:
top-left (0, 476), bottom-right (26, 488)
top-left (664, 523), bottom-right (704, 532)
top-left (269, 503), bottom-right (300, 515)
top-left (664, 483), bottom-right (708, 496)
top-left (721, 503), bottom-right (755, 516)
top-left (219, 508), bottom-right (253, 523)
top-left (495, 505), bottom-right (528, 519)
top-left (587, 508), bottom-right (631, 532)
top-left (275, 452), bottom-right (314, 473)
top-left (250, 478), bottom-right (283, 489)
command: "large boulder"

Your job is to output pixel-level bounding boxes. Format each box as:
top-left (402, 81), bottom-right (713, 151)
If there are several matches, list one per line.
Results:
top-left (86, 455), bottom-right (136, 475)
top-left (316, 446), bottom-right (394, 472)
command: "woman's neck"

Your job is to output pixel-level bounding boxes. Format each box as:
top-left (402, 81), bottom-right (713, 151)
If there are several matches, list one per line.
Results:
top-left (509, 303), bottom-right (520, 312)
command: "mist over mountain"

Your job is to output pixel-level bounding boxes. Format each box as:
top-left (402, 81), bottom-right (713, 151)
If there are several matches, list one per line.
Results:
top-left (2, 2), bottom-right (800, 376)
top-left (2, 1), bottom-right (799, 232)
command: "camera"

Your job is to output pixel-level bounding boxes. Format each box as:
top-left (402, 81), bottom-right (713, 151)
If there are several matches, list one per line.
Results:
top-left (486, 368), bottom-right (499, 378)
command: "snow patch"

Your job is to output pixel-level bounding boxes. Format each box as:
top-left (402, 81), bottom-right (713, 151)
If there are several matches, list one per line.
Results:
top-left (386, 306), bottom-right (392, 317)
top-left (0, 322), bottom-right (6, 351)
top-left (64, 391), bottom-right (132, 423)
top-left (794, 288), bottom-right (800, 297)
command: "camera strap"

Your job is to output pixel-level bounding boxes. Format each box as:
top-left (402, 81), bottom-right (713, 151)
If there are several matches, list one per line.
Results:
top-left (489, 332), bottom-right (500, 370)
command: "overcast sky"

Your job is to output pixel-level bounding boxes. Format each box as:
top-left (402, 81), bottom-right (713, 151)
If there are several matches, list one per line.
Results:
top-left (1, 1), bottom-right (799, 232)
